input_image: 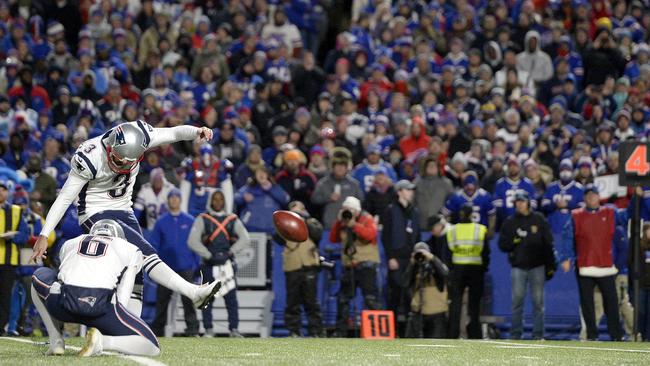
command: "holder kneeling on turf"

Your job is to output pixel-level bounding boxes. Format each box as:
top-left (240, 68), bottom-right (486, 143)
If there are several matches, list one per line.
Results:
top-left (31, 219), bottom-right (215, 357)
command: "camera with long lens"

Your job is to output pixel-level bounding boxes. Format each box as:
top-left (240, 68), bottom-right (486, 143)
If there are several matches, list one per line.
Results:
top-left (414, 251), bottom-right (427, 261)
top-left (341, 209), bottom-right (353, 221)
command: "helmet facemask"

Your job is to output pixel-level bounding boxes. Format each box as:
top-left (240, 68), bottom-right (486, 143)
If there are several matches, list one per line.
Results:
top-left (106, 145), bottom-right (143, 174)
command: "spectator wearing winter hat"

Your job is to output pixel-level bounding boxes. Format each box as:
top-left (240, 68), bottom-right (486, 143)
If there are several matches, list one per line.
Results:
top-left (275, 149), bottom-right (317, 209)
top-left (541, 158), bottom-right (585, 242)
top-left (307, 145), bottom-right (328, 181)
top-left (445, 152), bottom-right (468, 188)
top-left (575, 156), bottom-right (595, 186)
top-left (312, 148), bottom-right (363, 228)
top-left (263, 126), bottom-right (289, 167)
top-left (613, 109), bottom-right (635, 141)
top-left (293, 107), bottom-right (320, 148)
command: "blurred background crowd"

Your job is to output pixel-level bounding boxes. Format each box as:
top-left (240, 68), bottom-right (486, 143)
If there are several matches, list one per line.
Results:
top-left (0, 0), bottom-right (650, 340)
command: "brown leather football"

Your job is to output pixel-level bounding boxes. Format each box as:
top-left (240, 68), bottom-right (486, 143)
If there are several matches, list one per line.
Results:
top-left (273, 210), bottom-right (308, 242)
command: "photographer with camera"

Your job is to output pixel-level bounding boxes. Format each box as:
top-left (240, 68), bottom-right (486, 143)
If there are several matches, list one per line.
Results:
top-left (402, 242), bottom-right (449, 338)
top-left (582, 24), bottom-right (627, 87)
top-left (187, 190), bottom-right (251, 337)
top-left (273, 201), bottom-right (325, 337)
top-left (447, 203), bottom-right (490, 339)
top-left (329, 196), bottom-right (380, 337)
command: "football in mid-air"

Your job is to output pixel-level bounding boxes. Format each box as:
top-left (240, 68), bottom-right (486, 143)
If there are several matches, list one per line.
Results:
top-left (273, 210), bottom-right (308, 242)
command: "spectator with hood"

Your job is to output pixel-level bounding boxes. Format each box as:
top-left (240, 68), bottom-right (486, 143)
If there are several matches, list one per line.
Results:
top-left (415, 156), bottom-right (454, 230)
top-left (516, 30), bottom-right (553, 86)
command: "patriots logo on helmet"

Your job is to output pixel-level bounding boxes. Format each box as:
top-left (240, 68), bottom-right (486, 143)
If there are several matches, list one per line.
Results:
top-left (78, 296), bottom-right (97, 307)
top-left (114, 126), bottom-right (127, 146)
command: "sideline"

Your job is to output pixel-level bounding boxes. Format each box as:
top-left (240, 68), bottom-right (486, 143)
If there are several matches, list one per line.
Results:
top-left (0, 336), bottom-right (167, 366)
top-left (473, 339), bottom-right (650, 354)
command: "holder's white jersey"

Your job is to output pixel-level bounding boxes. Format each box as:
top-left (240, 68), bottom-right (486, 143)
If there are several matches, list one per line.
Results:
top-left (39, 122), bottom-right (199, 238)
top-left (57, 234), bottom-right (143, 290)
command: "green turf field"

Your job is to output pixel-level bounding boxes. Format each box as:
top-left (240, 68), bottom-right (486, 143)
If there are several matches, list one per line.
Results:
top-left (1, 337), bottom-right (650, 365)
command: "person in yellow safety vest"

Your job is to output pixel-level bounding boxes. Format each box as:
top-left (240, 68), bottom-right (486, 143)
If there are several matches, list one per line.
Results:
top-left (446, 202), bottom-right (490, 339)
top-left (0, 180), bottom-right (31, 335)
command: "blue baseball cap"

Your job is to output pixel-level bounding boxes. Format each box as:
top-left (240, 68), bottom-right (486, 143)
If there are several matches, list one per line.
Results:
top-left (168, 188), bottom-right (182, 199)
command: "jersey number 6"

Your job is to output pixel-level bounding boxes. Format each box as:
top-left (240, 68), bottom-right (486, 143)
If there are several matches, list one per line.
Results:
top-left (109, 172), bottom-right (131, 198)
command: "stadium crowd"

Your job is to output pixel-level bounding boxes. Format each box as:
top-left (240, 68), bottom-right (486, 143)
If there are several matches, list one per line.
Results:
top-left (0, 0), bottom-right (650, 341)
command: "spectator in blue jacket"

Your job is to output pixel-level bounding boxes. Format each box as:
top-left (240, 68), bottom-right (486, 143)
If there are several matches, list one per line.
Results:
top-left (235, 166), bottom-right (290, 232)
top-left (150, 189), bottom-right (200, 337)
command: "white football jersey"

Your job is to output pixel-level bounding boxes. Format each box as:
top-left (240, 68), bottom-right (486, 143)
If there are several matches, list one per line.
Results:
top-left (70, 121), bottom-right (195, 223)
top-left (133, 181), bottom-right (176, 230)
top-left (57, 234), bottom-right (143, 290)
top-left (39, 122), bottom-right (198, 239)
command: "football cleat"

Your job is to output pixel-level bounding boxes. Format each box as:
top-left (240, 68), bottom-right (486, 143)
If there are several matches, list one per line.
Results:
top-left (192, 280), bottom-right (222, 310)
top-left (45, 339), bottom-right (65, 356)
top-left (78, 327), bottom-right (103, 357)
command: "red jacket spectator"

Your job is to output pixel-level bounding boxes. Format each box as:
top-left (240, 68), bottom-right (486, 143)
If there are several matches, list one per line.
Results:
top-left (329, 211), bottom-right (377, 245)
top-left (359, 66), bottom-right (393, 108)
top-left (8, 67), bottom-right (51, 112)
top-left (399, 116), bottom-right (431, 159)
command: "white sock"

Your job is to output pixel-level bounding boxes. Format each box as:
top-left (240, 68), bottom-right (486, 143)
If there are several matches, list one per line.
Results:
top-left (102, 335), bottom-right (160, 356)
top-left (127, 284), bottom-right (143, 316)
top-left (31, 286), bottom-right (63, 347)
top-left (143, 255), bottom-right (196, 299)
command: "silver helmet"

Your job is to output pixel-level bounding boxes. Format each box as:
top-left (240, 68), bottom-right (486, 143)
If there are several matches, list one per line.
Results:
top-left (90, 219), bottom-right (126, 239)
top-left (104, 123), bottom-right (148, 173)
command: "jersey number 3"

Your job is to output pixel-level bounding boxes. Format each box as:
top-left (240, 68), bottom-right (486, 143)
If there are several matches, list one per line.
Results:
top-left (109, 172), bottom-right (131, 198)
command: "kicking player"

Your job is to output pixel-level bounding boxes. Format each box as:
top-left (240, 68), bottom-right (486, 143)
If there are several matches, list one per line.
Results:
top-left (31, 121), bottom-right (219, 314)
top-left (32, 220), bottom-right (175, 356)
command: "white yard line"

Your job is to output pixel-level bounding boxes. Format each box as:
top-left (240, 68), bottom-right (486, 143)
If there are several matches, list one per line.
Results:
top-left (383, 354), bottom-right (401, 357)
top-left (0, 337), bottom-right (167, 366)
top-left (474, 339), bottom-right (650, 354)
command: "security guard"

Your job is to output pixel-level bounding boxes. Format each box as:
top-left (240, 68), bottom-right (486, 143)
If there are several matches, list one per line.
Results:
top-left (446, 203), bottom-right (489, 339)
top-left (273, 201), bottom-right (324, 337)
top-left (187, 189), bottom-right (250, 337)
top-left (0, 181), bottom-right (30, 335)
